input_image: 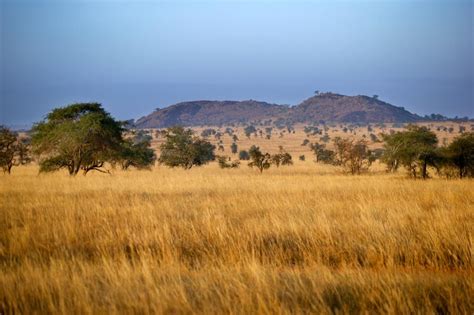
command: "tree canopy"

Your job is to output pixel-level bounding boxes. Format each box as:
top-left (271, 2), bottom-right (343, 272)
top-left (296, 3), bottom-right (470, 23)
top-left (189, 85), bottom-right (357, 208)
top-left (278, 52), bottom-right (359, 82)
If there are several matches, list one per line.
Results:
top-left (381, 125), bottom-right (438, 179)
top-left (248, 145), bottom-right (271, 173)
top-left (31, 103), bottom-right (126, 175)
top-left (158, 126), bottom-right (215, 169)
top-left (0, 126), bottom-right (31, 174)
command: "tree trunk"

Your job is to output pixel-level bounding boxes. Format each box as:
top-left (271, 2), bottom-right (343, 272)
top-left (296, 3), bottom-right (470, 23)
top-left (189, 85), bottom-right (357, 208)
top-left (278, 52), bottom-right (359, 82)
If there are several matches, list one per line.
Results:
top-left (421, 160), bottom-right (427, 179)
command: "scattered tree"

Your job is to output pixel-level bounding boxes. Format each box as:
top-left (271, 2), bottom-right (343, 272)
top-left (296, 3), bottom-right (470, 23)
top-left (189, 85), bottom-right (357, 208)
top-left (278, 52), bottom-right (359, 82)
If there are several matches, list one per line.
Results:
top-left (230, 142), bottom-right (238, 154)
top-left (438, 132), bottom-right (474, 178)
top-left (158, 126), bottom-right (215, 169)
top-left (239, 150), bottom-right (250, 160)
top-left (333, 137), bottom-right (374, 174)
top-left (0, 126), bottom-right (31, 174)
top-left (271, 146), bottom-right (293, 167)
top-left (381, 125), bottom-right (438, 179)
top-left (248, 145), bottom-right (271, 173)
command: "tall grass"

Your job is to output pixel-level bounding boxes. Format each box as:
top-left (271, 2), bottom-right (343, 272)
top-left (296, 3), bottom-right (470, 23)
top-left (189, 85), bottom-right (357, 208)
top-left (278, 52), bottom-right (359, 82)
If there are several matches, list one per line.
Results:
top-left (1, 163), bottom-right (473, 314)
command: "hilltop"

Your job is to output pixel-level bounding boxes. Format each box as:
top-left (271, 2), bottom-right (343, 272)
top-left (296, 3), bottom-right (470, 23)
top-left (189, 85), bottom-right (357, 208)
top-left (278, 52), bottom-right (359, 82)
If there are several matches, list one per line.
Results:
top-left (135, 93), bottom-right (421, 128)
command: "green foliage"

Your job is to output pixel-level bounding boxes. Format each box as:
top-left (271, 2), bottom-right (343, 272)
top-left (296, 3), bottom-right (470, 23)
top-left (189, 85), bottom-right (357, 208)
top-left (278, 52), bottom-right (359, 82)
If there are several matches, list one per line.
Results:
top-left (244, 125), bottom-right (257, 138)
top-left (230, 142), bottom-right (238, 154)
top-left (119, 136), bottom-right (156, 170)
top-left (311, 143), bottom-right (335, 164)
top-left (248, 145), bottom-right (271, 173)
top-left (158, 126), bottom-right (215, 169)
top-left (238, 150), bottom-right (250, 160)
top-left (381, 125), bottom-right (438, 179)
top-left (0, 126), bottom-right (31, 174)
top-left (201, 129), bottom-right (216, 138)
top-left (320, 134), bottom-right (331, 143)
top-left (437, 132), bottom-right (474, 178)
top-left (271, 146), bottom-right (293, 167)
top-left (31, 103), bottom-right (124, 175)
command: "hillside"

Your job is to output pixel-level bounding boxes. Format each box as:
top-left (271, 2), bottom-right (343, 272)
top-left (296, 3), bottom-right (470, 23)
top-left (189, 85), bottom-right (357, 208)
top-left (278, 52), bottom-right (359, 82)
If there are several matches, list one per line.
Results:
top-left (135, 100), bottom-right (287, 128)
top-left (291, 93), bottom-right (420, 123)
top-left (135, 93), bottom-right (421, 128)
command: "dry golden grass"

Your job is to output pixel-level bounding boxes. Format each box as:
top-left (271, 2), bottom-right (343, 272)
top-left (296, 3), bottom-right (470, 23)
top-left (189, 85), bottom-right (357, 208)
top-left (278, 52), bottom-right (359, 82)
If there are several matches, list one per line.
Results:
top-left (1, 161), bottom-right (473, 314)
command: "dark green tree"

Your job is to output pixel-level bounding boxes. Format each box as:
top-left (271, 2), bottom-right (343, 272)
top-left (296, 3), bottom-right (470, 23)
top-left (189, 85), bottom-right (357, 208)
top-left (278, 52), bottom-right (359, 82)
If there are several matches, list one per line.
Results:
top-left (438, 132), bottom-right (474, 178)
top-left (271, 146), bottom-right (293, 167)
top-left (119, 136), bottom-right (156, 170)
top-left (381, 125), bottom-right (438, 179)
top-left (158, 126), bottom-right (215, 169)
top-left (230, 142), bottom-right (238, 154)
top-left (238, 150), bottom-right (250, 160)
top-left (244, 125), bottom-right (257, 138)
top-left (310, 143), bottom-right (335, 164)
top-left (31, 103), bottom-right (124, 175)
top-left (248, 145), bottom-right (271, 173)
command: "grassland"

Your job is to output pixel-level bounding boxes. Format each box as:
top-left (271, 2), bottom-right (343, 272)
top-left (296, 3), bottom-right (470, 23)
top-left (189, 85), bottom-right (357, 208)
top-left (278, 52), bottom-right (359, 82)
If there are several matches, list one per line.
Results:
top-left (1, 158), bottom-right (473, 314)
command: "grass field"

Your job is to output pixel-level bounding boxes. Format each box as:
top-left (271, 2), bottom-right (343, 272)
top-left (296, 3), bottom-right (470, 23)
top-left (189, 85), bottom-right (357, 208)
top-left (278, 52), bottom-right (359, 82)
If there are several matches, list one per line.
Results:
top-left (1, 161), bottom-right (473, 314)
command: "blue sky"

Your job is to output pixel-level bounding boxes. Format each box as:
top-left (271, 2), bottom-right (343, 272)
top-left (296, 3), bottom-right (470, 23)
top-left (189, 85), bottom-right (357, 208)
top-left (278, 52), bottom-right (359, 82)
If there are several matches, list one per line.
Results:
top-left (1, 0), bottom-right (473, 125)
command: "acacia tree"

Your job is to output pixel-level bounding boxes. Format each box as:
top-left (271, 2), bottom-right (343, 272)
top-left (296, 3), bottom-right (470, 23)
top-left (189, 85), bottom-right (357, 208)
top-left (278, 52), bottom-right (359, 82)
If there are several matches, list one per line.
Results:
top-left (381, 125), bottom-right (438, 179)
top-left (158, 126), bottom-right (215, 169)
top-left (311, 143), bottom-right (335, 164)
top-left (438, 132), bottom-right (474, 178)
top-left (0, 126), bottom-right (31, 174)
top-left (119, 136), bottom-right (156, 170)
top-left (248, 145), bottom-right (271, 173)
top-left (271, 146), bottom-right (293, 167)
top-left (333, 137), bottom-right (373, 175)
top-left (31, 103), bottom-right (125, 175)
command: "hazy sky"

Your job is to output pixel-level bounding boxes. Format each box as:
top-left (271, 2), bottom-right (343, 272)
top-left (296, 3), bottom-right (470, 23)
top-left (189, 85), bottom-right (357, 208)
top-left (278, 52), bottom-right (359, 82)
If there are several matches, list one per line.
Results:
top-left (1, 0), bottom-right (473, 125)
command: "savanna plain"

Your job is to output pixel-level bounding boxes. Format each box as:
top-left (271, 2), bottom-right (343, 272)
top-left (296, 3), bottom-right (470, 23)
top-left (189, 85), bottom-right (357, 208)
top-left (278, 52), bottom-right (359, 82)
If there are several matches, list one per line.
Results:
top-left (1, 125), bottom-right (473, 314)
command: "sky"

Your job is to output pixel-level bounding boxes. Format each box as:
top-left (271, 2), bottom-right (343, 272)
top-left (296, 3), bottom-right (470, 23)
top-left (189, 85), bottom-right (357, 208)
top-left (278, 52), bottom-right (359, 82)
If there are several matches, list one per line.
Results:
top-left (1, 0), bottom-right (473, 126)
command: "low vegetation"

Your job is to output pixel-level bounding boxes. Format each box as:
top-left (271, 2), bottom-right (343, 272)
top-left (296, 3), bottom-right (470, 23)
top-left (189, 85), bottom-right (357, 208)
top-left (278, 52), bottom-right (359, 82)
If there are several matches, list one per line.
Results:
top-left (1, 104), bottom-right (473, 313)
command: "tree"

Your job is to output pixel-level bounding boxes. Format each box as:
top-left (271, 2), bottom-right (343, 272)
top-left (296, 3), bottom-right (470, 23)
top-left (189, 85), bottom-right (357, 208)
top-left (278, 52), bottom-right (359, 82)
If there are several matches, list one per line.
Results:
top-left (244, 125), bottom-right (257, 138)
top-left (119, 136), bottom-right (156, 170)
top-left (158, 126), bottom-right (215, 169)
top-left (31, 103), bottom-right (124, 175)
top-left (438, 132), bottom-right (474, 178)
top-left (271, 146), bottom-right (293, 167)
top-left (0, 126), bottom-right (31, 174)
top-left (239, 150), bottom-right (250, 160)
top-left (333, 137), bottom-right (374, 175)
top-left (248, 145), bottom-right (271, 173)
top-left (310, 143), bottom-right (335, 164)
top-left (230, 142), bottom-right (238, 154)
top-left (381, 125), bottom-right (438, 179)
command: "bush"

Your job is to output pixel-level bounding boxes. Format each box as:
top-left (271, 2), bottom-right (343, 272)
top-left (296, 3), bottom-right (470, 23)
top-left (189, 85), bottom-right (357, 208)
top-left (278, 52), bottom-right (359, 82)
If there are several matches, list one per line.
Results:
top-left (239, 150), bottom-right (250, 160)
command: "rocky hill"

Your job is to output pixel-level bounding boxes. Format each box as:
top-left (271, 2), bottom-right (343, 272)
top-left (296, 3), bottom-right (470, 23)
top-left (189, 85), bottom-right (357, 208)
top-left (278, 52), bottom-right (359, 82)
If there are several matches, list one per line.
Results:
top-left (135, 93), bottom-right (421, 128)
top-left (135, 100), bottom-right (287, 128)
top-left (290, 93), bottom-right (420, 123)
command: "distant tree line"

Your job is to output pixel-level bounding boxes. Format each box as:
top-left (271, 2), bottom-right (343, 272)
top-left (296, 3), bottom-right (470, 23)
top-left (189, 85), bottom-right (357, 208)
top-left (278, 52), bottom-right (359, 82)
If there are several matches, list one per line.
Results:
top-left (1, 103), bottom-right (473, 179)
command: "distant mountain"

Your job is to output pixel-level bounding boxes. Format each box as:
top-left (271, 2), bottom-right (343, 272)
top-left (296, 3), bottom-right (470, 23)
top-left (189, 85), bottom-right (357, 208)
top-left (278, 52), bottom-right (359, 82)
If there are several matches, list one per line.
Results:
top-left (290, 93), bottom-right (420, 123)
top-left (135, 100), bottom-right (287, 128)
top-left (135, 93), bottom-right (421, 128)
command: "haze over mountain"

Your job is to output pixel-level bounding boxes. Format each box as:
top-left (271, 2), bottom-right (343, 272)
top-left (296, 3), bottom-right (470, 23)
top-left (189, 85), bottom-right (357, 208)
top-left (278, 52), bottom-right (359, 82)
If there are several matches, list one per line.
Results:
top-left (135, 93), bottom-right (421, 128)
